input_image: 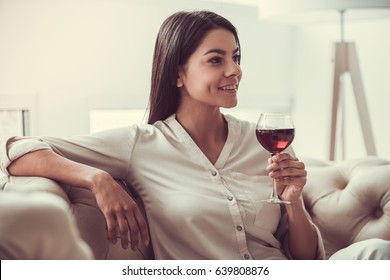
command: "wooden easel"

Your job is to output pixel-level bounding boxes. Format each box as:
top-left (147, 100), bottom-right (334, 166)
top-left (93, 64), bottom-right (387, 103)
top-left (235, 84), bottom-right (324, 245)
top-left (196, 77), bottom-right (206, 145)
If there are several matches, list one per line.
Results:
top-left (329, 11), bottom-right (377, 160)
top-left (329, 42), bottom-right (378, 160)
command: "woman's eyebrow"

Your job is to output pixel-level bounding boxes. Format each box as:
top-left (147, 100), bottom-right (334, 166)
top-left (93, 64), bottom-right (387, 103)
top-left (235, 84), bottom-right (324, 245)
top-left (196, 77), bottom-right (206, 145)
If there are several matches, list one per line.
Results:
top-left (203, 47), bottom-right (239, 56)
top-left (203, 48), bottom-right (225, 56)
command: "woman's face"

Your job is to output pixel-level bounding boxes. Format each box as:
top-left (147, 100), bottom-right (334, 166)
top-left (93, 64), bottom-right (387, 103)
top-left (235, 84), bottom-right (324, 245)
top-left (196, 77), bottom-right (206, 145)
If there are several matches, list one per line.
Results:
top-left (177, 28), bottom-right (242, 109)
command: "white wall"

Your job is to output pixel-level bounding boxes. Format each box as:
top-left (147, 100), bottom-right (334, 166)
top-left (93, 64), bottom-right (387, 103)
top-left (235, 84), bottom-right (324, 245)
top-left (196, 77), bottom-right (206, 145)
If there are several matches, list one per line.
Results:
top-left (0, 0), bottom-right (293, 137)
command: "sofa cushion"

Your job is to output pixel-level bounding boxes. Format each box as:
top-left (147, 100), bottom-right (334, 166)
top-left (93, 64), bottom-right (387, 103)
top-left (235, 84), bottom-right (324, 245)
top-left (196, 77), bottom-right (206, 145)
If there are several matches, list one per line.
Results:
top-left (303, 157), bottom-right (390, 259)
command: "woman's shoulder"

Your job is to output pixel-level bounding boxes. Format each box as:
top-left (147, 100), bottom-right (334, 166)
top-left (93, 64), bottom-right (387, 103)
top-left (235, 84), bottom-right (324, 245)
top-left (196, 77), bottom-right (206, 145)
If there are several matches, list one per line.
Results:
top-left (86, 123), bottom-right (161, 146)
top-left (93, 115), bottom-right (178, 139)
top-left (122, 115), bottom-right (180, 142)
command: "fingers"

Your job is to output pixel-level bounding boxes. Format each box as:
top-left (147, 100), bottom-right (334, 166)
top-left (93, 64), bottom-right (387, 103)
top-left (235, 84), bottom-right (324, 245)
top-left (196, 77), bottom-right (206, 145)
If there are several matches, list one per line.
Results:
top-left (105, 212), bottom-right (118, 245)
top-left (267, 162), bottom-right (306, 178)
top-left (269, 166), bottom-right (307, 179)
top-left (267, 153), bottom-right (307, 188)
top-left (134, 208), bottom-right (150, 247)
top-left (104, 204), bottom-right (149, 251)
top-left (117, 214), bottom-right (132, 250)
top-left (94, 176), bottom-right (150, 251)
top-left (269, 153), bottom-right (299, 164)
top-left (275, 175), bottom-right (307, 187)
top-left (267, 153), bottom-right (303, 169)
top-left (124, 203), bottom-right (150, 250)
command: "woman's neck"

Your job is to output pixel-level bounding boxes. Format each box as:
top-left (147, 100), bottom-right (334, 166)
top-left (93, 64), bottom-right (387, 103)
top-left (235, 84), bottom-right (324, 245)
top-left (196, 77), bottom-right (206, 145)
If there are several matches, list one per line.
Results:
top-left (176, 104), bottom-right (228, 164)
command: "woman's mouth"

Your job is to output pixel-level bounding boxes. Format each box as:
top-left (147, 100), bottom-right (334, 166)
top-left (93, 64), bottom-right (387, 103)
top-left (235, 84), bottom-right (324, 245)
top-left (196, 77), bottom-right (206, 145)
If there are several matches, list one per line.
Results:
top-left (218, 84), bottom-right (238, 91)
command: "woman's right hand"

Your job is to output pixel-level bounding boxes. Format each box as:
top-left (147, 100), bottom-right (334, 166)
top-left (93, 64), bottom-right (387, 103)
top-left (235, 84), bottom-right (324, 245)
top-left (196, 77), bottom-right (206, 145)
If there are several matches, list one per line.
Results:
top-left (88, 170), bottom-right (149, 251)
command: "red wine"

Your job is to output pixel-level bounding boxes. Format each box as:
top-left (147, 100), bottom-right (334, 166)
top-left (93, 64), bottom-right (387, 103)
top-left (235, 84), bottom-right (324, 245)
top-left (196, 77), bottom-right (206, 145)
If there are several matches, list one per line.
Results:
top-left (256, 128), bottom-right (295, 154)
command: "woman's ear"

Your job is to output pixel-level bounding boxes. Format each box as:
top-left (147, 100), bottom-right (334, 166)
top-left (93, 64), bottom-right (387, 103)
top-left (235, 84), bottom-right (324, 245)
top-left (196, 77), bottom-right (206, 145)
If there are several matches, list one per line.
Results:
top-left (176, 76), bottom-right (183, 88)
top-left (176, 68), bottom-right (184, 88)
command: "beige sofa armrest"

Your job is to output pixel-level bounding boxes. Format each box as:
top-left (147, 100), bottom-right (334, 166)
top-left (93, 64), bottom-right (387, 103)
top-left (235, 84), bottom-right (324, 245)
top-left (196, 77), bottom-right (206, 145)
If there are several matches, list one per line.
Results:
top-left (0, 190), bottom-right (93, 259)
top-left (1, 175), bottom-right (153, 260)
top-left (303, 157), bottom-right (390, 259)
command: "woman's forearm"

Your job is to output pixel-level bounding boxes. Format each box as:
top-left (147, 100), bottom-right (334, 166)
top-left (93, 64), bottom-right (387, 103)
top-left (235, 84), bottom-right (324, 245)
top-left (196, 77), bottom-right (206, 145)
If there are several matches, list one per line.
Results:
top-left (8, 149), bottom-right (150, 250)
top-left (8, 149), bottom-right (106, 191)
top-left (286, 202), bottom-right (318, 260)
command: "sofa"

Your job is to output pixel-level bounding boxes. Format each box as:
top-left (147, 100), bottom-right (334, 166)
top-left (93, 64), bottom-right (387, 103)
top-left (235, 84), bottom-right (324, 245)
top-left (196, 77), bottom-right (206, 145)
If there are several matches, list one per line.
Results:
top-left (302, 156), bottom-right (390, 259)
top-left (1, 156), bottom-right (389, 259)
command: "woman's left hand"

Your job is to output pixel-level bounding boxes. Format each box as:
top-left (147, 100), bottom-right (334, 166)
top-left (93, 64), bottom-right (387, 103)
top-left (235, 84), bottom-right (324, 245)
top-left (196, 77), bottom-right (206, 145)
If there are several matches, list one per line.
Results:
top-left (266, 153), bottom-right (307, 204)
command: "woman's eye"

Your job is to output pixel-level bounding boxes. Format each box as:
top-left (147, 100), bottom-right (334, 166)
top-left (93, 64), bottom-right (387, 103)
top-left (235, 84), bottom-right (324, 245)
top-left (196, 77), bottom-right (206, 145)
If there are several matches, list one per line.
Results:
top-left (233, 54), bottom-right (241, 64)
top-left (209, 57), bottom-right (222, 64)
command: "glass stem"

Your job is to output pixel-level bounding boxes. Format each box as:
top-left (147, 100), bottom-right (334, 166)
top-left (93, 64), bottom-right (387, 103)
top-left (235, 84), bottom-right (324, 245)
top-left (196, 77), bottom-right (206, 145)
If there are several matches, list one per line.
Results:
top-left (271, 153), bottom-right (278, 199)
top-left (270, 179), bottom-right (276, 199)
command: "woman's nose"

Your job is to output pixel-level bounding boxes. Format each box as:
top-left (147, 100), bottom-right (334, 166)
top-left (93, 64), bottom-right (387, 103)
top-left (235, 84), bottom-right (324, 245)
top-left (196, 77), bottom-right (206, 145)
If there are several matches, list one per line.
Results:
top-left (225, 60), bottom-right (242, 78)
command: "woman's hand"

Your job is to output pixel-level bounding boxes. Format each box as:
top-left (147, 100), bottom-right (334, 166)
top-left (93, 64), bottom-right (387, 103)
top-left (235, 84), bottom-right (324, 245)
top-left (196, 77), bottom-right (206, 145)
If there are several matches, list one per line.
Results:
top-left (88, 171), bottom-right (149, 251)
top-left (266, 153), bottom-right (307, 204)
top-left (266, 153), bottom-right (319, 259)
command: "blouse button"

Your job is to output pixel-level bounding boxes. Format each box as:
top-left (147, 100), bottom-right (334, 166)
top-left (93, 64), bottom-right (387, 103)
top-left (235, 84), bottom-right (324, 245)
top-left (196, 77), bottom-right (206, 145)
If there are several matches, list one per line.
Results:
top-left (211, 170), bottom-right (218, 176)
top-left (227, 196), bottom-right (234, 201)
top-left (243, 254), bottom-right (250, 260)
top-left (236, 225), bottom-right (243, 231)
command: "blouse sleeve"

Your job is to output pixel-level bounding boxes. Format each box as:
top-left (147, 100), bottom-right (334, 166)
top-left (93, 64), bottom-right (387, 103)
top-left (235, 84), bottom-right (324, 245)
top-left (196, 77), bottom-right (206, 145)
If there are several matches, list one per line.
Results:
top-left (0, 125), bottom-right (138, 179)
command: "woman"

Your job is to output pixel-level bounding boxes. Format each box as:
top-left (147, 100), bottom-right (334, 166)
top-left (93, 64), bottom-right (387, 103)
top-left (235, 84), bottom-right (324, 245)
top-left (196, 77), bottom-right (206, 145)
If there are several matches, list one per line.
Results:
top-left (1, 11), bottom-right (323, 259)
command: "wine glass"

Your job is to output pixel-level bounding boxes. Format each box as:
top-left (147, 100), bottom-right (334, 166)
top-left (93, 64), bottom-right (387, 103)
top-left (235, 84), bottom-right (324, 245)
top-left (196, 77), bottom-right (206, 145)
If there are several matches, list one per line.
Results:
top-left (255, 112), bottom-right (295, 204)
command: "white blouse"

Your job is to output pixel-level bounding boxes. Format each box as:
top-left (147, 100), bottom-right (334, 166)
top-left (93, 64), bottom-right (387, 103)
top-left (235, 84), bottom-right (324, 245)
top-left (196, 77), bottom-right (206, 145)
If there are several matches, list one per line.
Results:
top-left (1, 114), bottom-right (325, 260)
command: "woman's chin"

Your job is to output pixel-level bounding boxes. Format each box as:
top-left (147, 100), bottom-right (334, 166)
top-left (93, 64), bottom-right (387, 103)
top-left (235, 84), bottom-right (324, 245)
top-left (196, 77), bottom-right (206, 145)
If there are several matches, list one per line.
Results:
top-left (222, 99), bottom-right (238, 109)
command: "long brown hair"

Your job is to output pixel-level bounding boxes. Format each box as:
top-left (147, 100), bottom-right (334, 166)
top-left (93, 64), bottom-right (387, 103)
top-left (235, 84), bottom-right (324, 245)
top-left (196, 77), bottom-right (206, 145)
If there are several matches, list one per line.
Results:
top-left (147, 11), bottom-right (240, 124)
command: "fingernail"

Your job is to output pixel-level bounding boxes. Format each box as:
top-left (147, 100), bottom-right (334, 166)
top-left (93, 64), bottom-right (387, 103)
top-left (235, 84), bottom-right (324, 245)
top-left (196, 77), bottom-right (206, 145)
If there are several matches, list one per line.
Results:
top-left (144, 239), bottom-right (149, 246)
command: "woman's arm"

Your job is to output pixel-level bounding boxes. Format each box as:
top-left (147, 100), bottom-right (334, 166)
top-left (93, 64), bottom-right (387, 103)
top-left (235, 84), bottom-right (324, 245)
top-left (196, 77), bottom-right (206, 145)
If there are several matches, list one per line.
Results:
top-left (285, 201), bottom-right (318, 259)
top-left (2, 127), bottom-right (135, 178)
top-left (2, 126), bottom-right (149, 251)
top-left (267, 153), bottom-right (318, 259)
top-left (8, 149), bottom-right (149, 251)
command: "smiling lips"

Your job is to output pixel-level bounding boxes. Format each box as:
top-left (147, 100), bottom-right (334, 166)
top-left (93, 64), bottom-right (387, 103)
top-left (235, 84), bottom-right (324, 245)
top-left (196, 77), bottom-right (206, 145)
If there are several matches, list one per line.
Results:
top-left (218, 84), bottom-right (239, 91)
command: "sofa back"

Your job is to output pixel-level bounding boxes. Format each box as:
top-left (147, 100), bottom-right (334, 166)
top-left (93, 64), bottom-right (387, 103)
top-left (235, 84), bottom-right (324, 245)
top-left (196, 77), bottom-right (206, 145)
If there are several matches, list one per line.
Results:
top-left (303, 157), bottom-right (390, 259)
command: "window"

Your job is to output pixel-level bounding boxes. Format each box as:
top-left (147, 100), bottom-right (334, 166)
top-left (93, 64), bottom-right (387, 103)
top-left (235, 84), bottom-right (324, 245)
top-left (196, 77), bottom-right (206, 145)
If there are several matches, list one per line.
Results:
top-left (0, 109), bottom-right (30, 176)
top-left (0, 109), bottom-right (30, 144)
top-left (89, 109), bottom-right (147, 133)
